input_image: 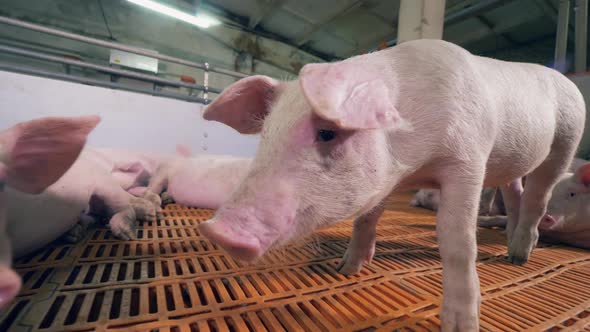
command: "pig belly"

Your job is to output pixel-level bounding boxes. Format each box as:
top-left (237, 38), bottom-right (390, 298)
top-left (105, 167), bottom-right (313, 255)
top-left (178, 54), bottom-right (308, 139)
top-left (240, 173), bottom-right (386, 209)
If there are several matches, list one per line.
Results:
top-left (6, 155), bottom-right (102, 257)
top-left (6, 188), bottom-right (89, 257)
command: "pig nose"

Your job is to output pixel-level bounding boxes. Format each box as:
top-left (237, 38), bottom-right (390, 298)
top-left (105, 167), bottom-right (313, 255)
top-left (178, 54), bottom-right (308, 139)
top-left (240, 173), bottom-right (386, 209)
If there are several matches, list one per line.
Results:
top-left (199, 218), bottom-right (263, 261)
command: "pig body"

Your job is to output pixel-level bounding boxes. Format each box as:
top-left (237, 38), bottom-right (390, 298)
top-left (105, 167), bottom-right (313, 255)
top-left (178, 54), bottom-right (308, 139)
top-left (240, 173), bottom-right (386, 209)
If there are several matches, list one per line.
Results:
top-left (142, 155), bottom-right (251, 209)
top-left (198, 39), bottom-right (586, 330)
top-left (479, 160), bottom-right (590, 249)
top-left (6, 148), bottom-right (167, 258)
top-left (0, 116), bottom-right (100, 309)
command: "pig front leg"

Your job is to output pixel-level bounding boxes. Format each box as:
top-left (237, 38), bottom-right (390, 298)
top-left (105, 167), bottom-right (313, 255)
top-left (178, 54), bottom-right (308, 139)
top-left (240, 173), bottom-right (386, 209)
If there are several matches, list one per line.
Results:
top-left (437, 177), bottom-right (482, 331)
top-left (336, 205), bottom-right (385, 275)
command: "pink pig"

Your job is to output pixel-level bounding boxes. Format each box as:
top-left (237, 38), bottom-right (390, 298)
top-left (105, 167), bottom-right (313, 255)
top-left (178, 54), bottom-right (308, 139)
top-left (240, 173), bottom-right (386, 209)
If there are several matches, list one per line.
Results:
top-left (479, 161), bottom-right (590, 249)
top-left (197, 39), bottom-right (586, 330)
top-left (141, 154), bottom-right (252, 209)
top-left (0, 115), bottom-right (99, 310)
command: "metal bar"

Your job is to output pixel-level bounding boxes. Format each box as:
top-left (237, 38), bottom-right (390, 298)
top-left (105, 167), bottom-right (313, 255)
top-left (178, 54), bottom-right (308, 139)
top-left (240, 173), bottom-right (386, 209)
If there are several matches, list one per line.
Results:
top-left (0, 64), bottom-right (210, 104)
top-left (555, 0), bottom-right (570, 72)
top-left (0, 44), bottom-right (223, 94)
top-left (0, 15), bottom-right (248, 79)
top-left (574, 0), bottom-right (588, 73)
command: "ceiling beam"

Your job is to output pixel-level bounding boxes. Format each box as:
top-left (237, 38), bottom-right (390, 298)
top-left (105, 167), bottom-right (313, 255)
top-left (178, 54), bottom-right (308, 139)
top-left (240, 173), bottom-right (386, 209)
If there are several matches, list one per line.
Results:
top-left (248, 0), bottom-right (287, 29)
top-left (476, 15), bottom-right (518, 45)
top-left (293, 1), bottom-right (364, 46)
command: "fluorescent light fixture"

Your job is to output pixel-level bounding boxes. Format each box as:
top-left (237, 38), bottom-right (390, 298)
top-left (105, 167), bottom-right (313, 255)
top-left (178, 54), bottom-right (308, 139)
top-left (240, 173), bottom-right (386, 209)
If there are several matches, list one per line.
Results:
top-left (126, 0), bottom-right (221, 28)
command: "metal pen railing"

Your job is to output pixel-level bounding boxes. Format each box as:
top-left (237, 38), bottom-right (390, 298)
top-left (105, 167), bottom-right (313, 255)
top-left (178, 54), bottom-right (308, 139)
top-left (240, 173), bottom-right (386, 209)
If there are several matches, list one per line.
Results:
top-left (0, 15), bottom-right (249, 103)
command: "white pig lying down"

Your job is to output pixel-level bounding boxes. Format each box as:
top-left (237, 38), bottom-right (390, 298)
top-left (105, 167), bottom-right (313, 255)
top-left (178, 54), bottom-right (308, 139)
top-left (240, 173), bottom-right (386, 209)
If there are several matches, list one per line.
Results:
top-left (478, 161), bottom-right (590, 249)
top-left (0, 115), bottom-right (100, 309)
top-left (196, 39), bottom-right (585, 331)
top-left (139, 154), bottom-right (252, 210)
top-left (411, 187), bottom-right (506, 215)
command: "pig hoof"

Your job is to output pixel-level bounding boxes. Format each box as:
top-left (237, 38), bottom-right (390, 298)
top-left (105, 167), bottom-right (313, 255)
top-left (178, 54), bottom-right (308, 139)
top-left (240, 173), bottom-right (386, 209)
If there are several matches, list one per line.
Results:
top-left (131, 197), bottom-right (158, 221)
top-left (161, 191), bottom-right (175, 205)
top-left (109, 209), bottom-right (137, 241)
top-left (507, 255), bottom-right (528, 265)
top-left (441, 307), bottom-right (479, 332)
top-left (337, 260), bottom-right (363, 275)
top-left (336, 251), bottom-right (367, 275)
top-left (507, 229), bottom-right (538, 265)
top-left (143, 191), bottom-right (162, 207)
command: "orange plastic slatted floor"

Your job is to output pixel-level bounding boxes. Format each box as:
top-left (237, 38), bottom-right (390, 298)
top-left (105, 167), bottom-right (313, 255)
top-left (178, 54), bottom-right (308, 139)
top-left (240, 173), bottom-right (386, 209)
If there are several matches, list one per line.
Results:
top-left (1, 192), bottom-right (590, 331)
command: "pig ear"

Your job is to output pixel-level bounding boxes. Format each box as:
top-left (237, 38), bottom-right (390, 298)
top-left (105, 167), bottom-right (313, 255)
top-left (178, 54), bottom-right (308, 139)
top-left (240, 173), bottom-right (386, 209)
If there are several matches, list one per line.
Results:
top-left (299, 62), bottom-right (401, 130)
top-left (575, 163), bottom-right (590, 188)
top-left (3, 115), bottom-right (100, 194)
top-left (203, 75), bottom-right (279, 134)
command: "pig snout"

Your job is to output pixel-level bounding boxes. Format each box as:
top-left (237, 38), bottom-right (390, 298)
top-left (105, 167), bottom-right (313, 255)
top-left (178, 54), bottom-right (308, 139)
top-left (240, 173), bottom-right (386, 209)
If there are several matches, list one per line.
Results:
top-left (199, 178), bottom-right (297, 261)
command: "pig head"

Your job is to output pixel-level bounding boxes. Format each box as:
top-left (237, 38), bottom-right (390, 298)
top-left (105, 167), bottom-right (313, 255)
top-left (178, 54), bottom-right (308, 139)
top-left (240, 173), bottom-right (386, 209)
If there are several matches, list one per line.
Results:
top-left (542, 163), bottom-right (590, 234)
top-left (0, 115), bottom-right (99, 309)
top-left (199, 68), bottom-right (399, 261)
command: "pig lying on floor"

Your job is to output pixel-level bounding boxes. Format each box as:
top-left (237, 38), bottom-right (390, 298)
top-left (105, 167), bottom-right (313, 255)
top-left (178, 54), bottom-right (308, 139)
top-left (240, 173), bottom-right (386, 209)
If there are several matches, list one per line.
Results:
top-left (411, 186), bottom-right (506, 215)
top-left (5, 147), bottom-right (167, 260)
top-left (411, 158), bottom-right (586, 215)
top-left (196, 39), bottom-right (585, 330)
top-left (478, 161), bottom-right (590, 249)
top-left (140, 154), bottom-right (251, 209)
top-left (0, 115), bottom-right (100, 309)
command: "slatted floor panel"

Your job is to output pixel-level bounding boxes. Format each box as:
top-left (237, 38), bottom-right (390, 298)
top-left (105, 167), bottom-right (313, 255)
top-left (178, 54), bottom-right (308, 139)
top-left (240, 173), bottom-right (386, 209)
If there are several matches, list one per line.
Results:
top-left (1, 192), bottom-right (590, 331)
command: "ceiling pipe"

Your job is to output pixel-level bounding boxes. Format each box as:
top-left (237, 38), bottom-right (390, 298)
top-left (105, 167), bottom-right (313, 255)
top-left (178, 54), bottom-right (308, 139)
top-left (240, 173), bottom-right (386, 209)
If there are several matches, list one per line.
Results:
top-left (574, 0), bottom-right (588, 73)
top-left (370, 0), bottom-right (514, 51)
top-left (0, 15), bottom-right (248, 79)
top-left (554, 0), bottom-right (570, 73)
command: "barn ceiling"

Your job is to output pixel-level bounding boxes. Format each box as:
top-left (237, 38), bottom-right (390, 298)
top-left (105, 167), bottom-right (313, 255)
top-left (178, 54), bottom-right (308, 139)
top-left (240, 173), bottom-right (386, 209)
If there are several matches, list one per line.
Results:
top-left (0, 0), bottom-right (586, 79)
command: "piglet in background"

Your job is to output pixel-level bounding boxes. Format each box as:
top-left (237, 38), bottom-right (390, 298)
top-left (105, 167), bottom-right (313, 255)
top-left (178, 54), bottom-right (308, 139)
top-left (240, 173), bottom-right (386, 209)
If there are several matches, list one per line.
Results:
top-left (141, 153), bottom-right (252, 210)
top-left (197, 39), bottom-right (585, 330)
top-left (0, 115), bottom-right (99, 309)
top-left (479, 160), bottom-right (590, 249)
top-left (411, 187), bottom-right (505, 215)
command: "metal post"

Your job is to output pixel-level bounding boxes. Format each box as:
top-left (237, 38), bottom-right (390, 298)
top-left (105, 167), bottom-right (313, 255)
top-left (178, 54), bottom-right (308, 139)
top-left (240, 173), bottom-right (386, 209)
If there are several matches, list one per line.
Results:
top-left (555, 0), bottom-right (571, 72)
top-left (397, 0), bottom-right (446, 44)
top-left (0, 15), bottom-right (248, 79)
top-left (574, 0), bottom-right (588, 73)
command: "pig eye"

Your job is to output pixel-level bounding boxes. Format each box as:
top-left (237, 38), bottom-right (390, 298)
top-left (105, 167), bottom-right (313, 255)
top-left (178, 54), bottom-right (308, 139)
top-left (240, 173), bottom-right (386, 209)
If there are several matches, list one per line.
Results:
top-left (569, 192), bottom-right (576, 198)
top-left (317, 129), bottom-right (336, 142)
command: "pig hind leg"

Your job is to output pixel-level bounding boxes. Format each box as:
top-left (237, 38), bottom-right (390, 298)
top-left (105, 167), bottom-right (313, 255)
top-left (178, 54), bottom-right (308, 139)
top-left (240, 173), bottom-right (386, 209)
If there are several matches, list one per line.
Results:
top-left (336, 205), bottom-right (385, 275)
top-left (500, 178), bottom-right (524, 242)
top-left (90, 183), bottom-right (158, 241)
top-left (61, 213), bottom-right (100, 243)
top-left (141, 166), bottom-right (172, 212)
top-left (508, 137), bottom-right (579, 265)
